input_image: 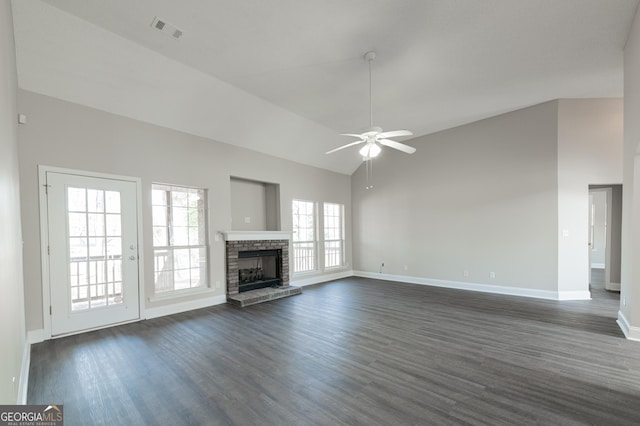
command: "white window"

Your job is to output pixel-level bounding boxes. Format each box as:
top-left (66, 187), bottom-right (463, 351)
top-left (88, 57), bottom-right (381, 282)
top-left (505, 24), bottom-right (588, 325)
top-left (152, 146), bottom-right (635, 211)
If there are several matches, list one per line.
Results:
top-left (323, 202), bottom-right (345, 268)
top-left (152, 184), bottom-right (208, 293)
top-left (292, 199), bottom-right (316, 273)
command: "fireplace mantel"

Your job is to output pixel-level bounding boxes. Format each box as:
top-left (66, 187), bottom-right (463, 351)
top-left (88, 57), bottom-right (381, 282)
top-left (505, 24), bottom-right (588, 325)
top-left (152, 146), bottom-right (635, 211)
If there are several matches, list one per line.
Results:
top-left (222, 230), bottom-right (292, 241)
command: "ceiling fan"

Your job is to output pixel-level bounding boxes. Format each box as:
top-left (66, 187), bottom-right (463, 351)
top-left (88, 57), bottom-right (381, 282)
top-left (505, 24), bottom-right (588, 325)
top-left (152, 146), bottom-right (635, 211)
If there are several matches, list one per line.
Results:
top-left (326, 51), bottom-right (416, 159)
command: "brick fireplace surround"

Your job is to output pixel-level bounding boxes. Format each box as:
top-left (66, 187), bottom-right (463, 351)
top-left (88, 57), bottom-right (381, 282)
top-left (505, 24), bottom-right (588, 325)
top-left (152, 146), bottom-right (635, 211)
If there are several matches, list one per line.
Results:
top-left (223, 231), bottom-right (301, 307)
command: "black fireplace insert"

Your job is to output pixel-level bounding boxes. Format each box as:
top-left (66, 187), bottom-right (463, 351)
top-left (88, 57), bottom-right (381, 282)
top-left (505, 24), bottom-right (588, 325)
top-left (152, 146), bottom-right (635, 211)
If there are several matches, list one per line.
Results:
top-left (237, 249), bottom-right (282, 292)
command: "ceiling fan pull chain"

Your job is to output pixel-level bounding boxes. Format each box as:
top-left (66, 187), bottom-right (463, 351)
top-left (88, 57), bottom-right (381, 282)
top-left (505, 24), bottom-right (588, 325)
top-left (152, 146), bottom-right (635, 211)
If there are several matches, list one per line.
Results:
top-left (365, 157), bottom-right (374, 190)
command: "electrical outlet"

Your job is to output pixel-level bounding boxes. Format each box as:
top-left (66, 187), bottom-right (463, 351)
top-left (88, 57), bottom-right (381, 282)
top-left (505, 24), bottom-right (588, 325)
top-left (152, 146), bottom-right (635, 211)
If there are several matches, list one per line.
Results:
top-left (490, 271), bottom-right (495, 279)
top-left (623, 296), bottom-right (627, 306)
top-left (403, 265), bottom-right (408, 271)
top-left (215, 280), bottom-right (221, 288)
top-left (463, 270), bottom-right (469, 278)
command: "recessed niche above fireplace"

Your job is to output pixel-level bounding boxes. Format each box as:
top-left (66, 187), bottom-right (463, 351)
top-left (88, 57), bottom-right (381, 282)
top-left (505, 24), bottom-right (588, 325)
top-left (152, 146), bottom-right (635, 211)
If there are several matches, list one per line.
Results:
top-left (230, 177), bottom-right (280, 232)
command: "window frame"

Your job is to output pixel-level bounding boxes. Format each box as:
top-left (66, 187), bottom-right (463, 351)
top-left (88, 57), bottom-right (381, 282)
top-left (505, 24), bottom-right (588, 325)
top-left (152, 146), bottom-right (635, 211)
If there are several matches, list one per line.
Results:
top-left (291, 199), bottom-right (318, 274)
top-left (323, 202), bottom-right (345, 269)
top-left (151, 183), bottom-right (209, 295)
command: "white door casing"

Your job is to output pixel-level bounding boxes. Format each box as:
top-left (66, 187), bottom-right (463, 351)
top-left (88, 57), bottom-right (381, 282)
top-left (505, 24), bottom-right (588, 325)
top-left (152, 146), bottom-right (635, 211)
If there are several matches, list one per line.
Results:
top-left (43, 169), bottom-right (141, 336)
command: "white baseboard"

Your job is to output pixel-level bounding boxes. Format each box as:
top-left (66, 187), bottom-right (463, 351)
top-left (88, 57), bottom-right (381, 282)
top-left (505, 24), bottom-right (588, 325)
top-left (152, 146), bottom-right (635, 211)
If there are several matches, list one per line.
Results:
top-left (557, 291), bottom-right (592, 300)
top-left (591, 263), bottom-right (605, 269)
top-left (353, 271), bottom-right (590, 301)
top-left (617, 311), bottom-right (640, 341)
top-left (292, 270), bottom-right (353, 287)
top-left (606, 282), bottom-right (621, 291)
top-left (145, 294), bottom-right (227, 319)
top-left (18, 340), bottom-right (30, 404)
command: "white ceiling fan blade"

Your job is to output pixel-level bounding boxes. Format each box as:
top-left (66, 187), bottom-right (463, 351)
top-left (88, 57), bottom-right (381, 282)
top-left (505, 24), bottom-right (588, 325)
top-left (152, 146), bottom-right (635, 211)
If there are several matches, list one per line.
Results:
top-left (378, 130), bottom-right (413, 139)
top-left (378, 139), bottom-right (416, 154)
top-left (326, 140), bottom-right (366, 154)
top-left (340, 133), bottom-right (366, 139)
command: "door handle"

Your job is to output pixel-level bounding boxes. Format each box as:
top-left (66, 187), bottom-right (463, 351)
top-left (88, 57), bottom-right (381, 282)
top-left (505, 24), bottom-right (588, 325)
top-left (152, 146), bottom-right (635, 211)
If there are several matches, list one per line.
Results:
top-left (129, 255), bottom-right (137, 260)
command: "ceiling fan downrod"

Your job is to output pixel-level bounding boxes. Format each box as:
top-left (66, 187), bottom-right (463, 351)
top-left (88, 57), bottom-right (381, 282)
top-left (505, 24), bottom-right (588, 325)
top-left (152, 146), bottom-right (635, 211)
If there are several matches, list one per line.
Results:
top-left (365, 50), bottom-right (376, 130)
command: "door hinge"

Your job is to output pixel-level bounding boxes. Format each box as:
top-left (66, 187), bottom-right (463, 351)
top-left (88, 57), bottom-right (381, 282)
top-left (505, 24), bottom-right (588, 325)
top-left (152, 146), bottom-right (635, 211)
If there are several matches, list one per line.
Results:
top-left (49, 306), bottom-right (52, 315)
top-left (47, 245), bottom-right (50, 255)
top-left (43, 184), bottom-right (51, 195)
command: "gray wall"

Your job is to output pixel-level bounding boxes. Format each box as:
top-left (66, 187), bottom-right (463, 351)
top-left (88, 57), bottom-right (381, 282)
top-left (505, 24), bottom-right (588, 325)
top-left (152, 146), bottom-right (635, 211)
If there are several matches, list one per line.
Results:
top-left (0, 2), bottom-right (26, 403)
top-left (556, 98), bottom-right (623, 294)
top-left (621, 4), bottom-right (640, 332)
top-left (18, 90), bottom-right (351, 333)
top-left (351, 99), bottom-right (623, 296)
top-left (352, 101), bottom-right (560, 291)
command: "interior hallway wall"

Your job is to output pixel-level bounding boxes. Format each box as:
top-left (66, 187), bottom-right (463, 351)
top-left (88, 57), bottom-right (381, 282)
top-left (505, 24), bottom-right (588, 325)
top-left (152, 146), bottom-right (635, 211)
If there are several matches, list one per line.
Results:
top-left (0, 1), bottom-right (27, 403)
top-left (621, 3), bottom-right (640, 339)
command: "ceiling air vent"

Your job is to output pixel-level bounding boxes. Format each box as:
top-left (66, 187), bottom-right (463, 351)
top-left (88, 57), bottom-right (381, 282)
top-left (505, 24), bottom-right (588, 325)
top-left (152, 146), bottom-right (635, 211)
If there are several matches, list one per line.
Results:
top-left (151, 17), bottom-right (183, 40)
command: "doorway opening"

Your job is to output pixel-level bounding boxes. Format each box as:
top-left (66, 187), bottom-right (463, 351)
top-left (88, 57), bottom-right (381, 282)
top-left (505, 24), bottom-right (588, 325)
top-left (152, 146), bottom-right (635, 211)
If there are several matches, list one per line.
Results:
top-left (588, 184), bottom-right (622, 293)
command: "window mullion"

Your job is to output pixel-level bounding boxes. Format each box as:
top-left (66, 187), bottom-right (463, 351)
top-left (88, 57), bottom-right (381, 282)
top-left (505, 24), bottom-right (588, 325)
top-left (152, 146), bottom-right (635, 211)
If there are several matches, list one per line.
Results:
top-left (166, 190), bottom-right (173, 247)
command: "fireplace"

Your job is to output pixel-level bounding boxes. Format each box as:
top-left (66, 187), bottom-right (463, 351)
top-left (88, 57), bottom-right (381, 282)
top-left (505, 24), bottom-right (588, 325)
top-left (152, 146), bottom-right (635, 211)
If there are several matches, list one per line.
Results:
top-left (224, 231), bottom-right (292, 297)
top-left (237, 249), bottom-right (282, 292)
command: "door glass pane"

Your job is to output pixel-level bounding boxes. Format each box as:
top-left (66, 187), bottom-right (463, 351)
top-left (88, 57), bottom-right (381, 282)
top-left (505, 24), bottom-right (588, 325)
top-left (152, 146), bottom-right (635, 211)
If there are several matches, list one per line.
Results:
top-left (87, 213), bottom-right (105, 236)
top-left (69, 237), bottom-right (87, 260)
top-left (107, 237), bottom-right (122, 257)
top-left (88, 237), bottom-right (106, 258)
top-left (68, 213), bottom-right (87, 237)
top-left (67, 188), bottom-right (86, 212)
top-left (87, 189), bottom-right (105, 213)
top-left (105, 191), bottom-right (121, 213)
top-left (68, 185), bottom-right (124, 312)
top-left (106, 214), bottom-right (121, 236)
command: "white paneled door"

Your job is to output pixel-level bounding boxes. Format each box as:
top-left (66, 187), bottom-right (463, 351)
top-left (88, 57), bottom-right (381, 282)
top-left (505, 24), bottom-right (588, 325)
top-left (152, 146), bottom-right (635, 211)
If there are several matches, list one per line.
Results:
top-left (46, 172), bottom-right (140, 336)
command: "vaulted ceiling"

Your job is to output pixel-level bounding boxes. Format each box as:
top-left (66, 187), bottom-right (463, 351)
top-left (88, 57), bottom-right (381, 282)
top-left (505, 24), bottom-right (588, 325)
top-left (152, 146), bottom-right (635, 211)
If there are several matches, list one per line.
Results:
top-left (11, 0), bottom-right (639, 174)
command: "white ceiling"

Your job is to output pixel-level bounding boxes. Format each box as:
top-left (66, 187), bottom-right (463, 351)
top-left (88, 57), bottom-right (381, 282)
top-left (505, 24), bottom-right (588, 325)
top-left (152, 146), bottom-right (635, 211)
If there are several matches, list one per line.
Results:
top-left (12, 0), bottom-right (640, 174)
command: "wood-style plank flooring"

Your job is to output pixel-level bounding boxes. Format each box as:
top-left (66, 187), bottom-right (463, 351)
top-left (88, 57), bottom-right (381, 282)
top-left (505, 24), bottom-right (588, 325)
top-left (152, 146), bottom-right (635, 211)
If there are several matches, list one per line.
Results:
top-left (28, 273), bottom-right (640, 425)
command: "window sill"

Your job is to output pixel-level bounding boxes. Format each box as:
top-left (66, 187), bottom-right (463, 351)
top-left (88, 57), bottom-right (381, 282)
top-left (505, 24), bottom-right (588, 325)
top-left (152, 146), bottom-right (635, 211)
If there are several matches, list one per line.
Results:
top-left (148, 286), bottom-right (216, 303)
top-left (293, 266), bottom-right (348, 277)
top-left (324, 265), bottom-right (348, 272)
top-left (292, 270), bottom-right (319, 277)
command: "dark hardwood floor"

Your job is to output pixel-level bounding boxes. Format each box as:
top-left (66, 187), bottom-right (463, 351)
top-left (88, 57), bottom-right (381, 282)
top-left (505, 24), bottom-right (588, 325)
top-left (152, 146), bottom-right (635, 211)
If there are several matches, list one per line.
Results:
top-left (28, 274), bottom-right (640, 425)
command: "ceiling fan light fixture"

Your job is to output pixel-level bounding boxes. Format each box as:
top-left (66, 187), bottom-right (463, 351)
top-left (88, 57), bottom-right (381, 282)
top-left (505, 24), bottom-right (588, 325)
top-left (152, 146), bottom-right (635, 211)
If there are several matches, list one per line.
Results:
top-left (325, 51), bottom-right (414, 160)
top-left (359, 143), bottom-right (381, 158)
